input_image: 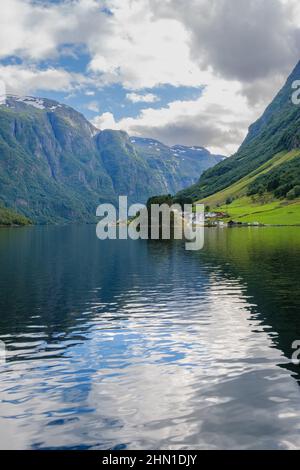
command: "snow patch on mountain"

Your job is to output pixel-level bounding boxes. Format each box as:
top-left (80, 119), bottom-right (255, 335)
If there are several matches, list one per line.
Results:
top-left (15, 97), bottom-right (46, 109)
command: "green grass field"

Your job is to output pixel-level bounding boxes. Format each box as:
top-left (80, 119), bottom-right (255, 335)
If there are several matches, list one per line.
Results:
top-left (213, 196), bottom-right (300, 225)
top-left (194, 149), bottom-right (300, 225)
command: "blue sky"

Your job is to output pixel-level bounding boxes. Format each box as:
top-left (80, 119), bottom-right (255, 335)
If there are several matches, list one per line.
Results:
top-left (42, 82), bottom-right (203, 122)
top-left (1, 48), bottom-right (203, 121)
top-left (0, 0), bottom-right (299, 154)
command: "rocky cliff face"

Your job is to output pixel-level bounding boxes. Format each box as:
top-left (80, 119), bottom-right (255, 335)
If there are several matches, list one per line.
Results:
top-left (0, 96), bottom-right (223, 223)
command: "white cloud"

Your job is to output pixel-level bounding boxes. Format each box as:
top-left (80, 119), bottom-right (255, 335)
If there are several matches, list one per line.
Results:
top-left (85, 100), bottom-right (100, 112)
top-left (0, 0), bottom-right (111, 61)
top-left (0, 65), bottom-right (88, 95)
top-left (1, 0), bottom-right (299, 94)
top-left (93, 111), bottom-right (119, 130)
top-left (86, 5), bottom-right (202, 89)
top-left (126, 92), bottom-right (159, 103)
top-left (149, 0), bottom-right (300, 104)
top-left (1, 0), bottom-right (300, 153)
top-left (92, 76), bottom-right (266, 155)
top-left (0, 0), bottom-right (206, 89)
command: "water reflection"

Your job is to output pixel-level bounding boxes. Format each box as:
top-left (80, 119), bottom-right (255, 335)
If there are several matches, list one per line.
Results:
top-left (0, 226), bottom-right (300, 449)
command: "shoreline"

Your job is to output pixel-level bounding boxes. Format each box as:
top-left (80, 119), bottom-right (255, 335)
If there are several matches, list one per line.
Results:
top-left (1, 222), bottom-right (300, 229)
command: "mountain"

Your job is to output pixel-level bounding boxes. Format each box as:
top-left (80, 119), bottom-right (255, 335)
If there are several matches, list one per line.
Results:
top-left (0, 96), bottom-right (223, 224)
top-left (177, 61), bottom-right (300, 224)
top-left (129, 136), bottom-right (224, 191)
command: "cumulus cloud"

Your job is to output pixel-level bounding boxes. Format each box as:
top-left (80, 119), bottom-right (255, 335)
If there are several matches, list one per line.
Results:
top-left (87, 2), bottom-right (202, 89)
top-left (0, 64), bottom-right (88, 95)
top-left (0, 0), bottom-right (111, 61)
top-left (0, 0), bottom-right (201, 89)
top-left (1, 0), bottom-right (300, 92)
top-left (92, 111), bottom-right (117, 129)
top-left (149, 0), bottom-right (300, 104)
top-left (90, 0), bottom-right (300, 153)
top-left (92, 77), bottom-right (263, 155)
top-left (1, 0), bottom-right (300, 153)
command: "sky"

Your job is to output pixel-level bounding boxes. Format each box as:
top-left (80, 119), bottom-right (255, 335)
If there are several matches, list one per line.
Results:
top-left (1, 0), bottom-right (300, 155)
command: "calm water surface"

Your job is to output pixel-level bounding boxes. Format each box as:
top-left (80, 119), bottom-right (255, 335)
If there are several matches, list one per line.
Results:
top-left (0, 226), bottom-right (300, 449)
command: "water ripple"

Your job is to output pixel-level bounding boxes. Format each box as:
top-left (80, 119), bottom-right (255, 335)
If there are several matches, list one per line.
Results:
top-left (0, 226), bottom-right (300, 449)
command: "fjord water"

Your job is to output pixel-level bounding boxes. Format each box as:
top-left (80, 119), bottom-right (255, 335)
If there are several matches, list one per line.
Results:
top-left (0, 226), bottom-right (300, 450)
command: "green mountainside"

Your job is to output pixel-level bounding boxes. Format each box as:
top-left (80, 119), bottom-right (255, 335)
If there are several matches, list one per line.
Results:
top-left (177, 61), bottom-right (300, 225)
top-left (0, 96), bottom-right (223, 224)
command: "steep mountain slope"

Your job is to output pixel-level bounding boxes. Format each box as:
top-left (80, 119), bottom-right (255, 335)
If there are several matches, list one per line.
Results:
top-left (0, 96), bottom-right (223, 223)
top-left (131, 137), bottom-right (224, 193)
top-left (178, 61), bottom-right (300, 204)
top-left (201, 150), bottom-right (300, 207)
